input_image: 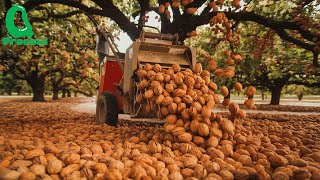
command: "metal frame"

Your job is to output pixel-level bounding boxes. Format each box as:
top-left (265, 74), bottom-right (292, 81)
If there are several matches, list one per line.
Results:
top-left (122, 36), bottom-right (196, 117)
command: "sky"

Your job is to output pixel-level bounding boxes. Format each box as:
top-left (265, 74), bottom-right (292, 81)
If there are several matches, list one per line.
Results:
top-left (114, 11), bottom-right (162, 53)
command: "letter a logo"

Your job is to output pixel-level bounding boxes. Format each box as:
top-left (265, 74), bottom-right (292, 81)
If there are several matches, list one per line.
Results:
top-left (5, 4), bottom-right (34, 38)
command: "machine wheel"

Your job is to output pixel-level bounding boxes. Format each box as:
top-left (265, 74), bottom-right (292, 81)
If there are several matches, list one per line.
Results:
top-left (96, 92), bottom-right (119, 126)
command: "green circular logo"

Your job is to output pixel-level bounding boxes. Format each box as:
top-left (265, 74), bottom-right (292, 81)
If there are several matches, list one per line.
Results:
top-left (5, 4), bottom-right (34, 38)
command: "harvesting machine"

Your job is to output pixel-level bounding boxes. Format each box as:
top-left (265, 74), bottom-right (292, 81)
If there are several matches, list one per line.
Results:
top-left (95, 26), bottom-right (196, 125)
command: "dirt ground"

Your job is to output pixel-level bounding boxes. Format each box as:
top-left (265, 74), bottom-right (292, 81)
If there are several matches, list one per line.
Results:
top-left (0, 98), bottom-right (319, 179)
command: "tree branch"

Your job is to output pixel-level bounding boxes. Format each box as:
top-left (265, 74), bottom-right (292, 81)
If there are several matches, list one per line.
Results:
top-left (276, 28), bottom-right (315, 52)
top-left (40, 68), bottom-right (63, 78)
top-left (171, 10), bottom-right (317, 50)
top-left (158, 0), bottom-right (171, 33)
top-left (168, 0), bottom-right (181, 19)
top-left (30, 10), bottom-right (83, 22)
top-left (137, 0), bottom-right (150, 30)
top-left (24, 0), bottom-right (141, 40)
top-left (24, 0), bottom-right (104, 15)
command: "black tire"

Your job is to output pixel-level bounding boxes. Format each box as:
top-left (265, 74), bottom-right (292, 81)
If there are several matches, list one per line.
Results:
top-left (96, 92), bottom-right (119, 126)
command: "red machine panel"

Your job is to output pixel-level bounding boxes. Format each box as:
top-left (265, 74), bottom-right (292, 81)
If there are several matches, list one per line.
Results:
top-left (98, 57), bottom-right (124, 111)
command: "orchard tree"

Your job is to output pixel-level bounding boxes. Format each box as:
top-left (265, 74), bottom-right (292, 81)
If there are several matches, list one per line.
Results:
top-left (235, 22), bottom-right (319, 105)
top-left (3, 0), bottom-right (317, 66)
top-left (186, 21), bottom-right (318, 105)
top-left (0, 5), bottom-right (98, 101)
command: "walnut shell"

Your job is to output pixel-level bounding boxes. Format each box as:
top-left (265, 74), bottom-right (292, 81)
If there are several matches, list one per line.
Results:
top-left (162, 96), bottom-right (173, 106)
top-left (234, 82), bottom-right (243, 92)
top-left (0, 168), bottom-right (21, 180)
top-left (192, 102), bottom-right (202, 112)
top-left (177, 103), bottom-right (187, 113)
top-left (185, 75), bottom-right (195, 87)
top-left (226, 58), bottom-right (235, 65)
top-left (233, 54), bottom-right (243, 62)
top-left (292, 168), bottom-right (311, 179)
top-left (155, 94), bottom-right (165, 105)
top-left (190, 120), bottom-right (200, 134)
top-left (194, 63), bottom-right (203, 74)
top-left (153, 64), bottom-right (162, 72)
top-left (24, 149), bottom-right (44, 160)
top-left (207, 136), bottom-right (219, 148)
top-left (165, 115), bottom-right (177, 124)
top-left (269, 155), bottom-right (288, 168)
top-left (174, 77), bottom-right (183, 85)
top-left (213, 94), bottom-right (220, 104)
top-left (272, 171), bottom-right (289, 180)
top-left (29, 164), bottom-right (45, 175)
top-left (198, 123), bottom-right (209, 137)
top-left (209, 126), bottom-right (223, 140)
top-left (178, 133), bottom-right (192, 143)
top-left (193, 136), bottom-right (205, 146)
top-left (201, 106), bottom-right (211, 118)
top-left (161, 107), bottom-right (170, 117)
top-left (172, 64), bottom-right (181, 73)
top-left (244, 98), bottom-right (255, 109)
top-left (208, 82), bottom-right (217, 91)
top-left (92, 163), bottom-right (108, 173)
top-left (64, 154), bottom-right (80, 165)
top-left (220, 119), bottom-right (235, 135)
top-left (214, 69), bottom-right (224, 78)
top-left (181, 109), bottom-right (190, 120)
top-left (173, 97), bottom-right (182, 104)
top-left (173, 89), bottom-right (186, 97)
top-left (60, 164), bottom-right (80, 177)
top-left (137, 69), bottom-right (148, 78)
top-left (220, 86), bottom-right (229, 97)
top-left (201, 70), bottom-right (210, 78)
top-left (207, 58), bottom-right (217, 70)
top-left (47, 159), bottom-right (63, 174)
top-left (19, 172), bottom-right (36, 180)
top-left (182, 95), bottom-right (193, 105)
top-left (165, 84), bottom-right (174, 94)
top-left (149, 140), bottom-right (162, 154)
top-left (218, 169), bottom-right (234, 180)
top-left (237, 109), bottom-right (246, 119)
top-left (223, 70), bottom-right (235, 78)
top-left (168, 103), bottom-right (178, 114)
top-left (219, 144), bottom-right (233, 157)
top-left (222, 98), bottom-right (231, 106)
top-left (144, 89), bottom-right (154, 100)
top-left (147, 70), bottom-right (156, 79)
top-left (154, 85), bottom-right (163, 96)
top-left (144, 63), bottom-right (153, 71)
top-left (237, 155), bottom-right (252, 166)
top-left (245, 86), bottom-right (256, 97)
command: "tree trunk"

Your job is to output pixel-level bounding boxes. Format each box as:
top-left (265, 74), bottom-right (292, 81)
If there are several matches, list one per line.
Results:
top-left (270, 86), bottom-right (283, 105)
top-left (29, 79), bottom-right (45, 102)
top-left (52, 90), bottom-right (59, 100)
top-left (52, 84), bottom-right (59, 100)
top-left (74, 92), bottom-right (78, 97)
top-left (298, 93), bottom-right (303, 101)
top-left (262, 92), bottom-right (265, 100)
top-left (67, 90), bottom-right (71, 97)
top-left (62, 89), bottom-right (66, 98)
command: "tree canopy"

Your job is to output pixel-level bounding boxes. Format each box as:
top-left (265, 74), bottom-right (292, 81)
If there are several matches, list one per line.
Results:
top-left (0, 0), bottom-right (319, 102)
top-left (6, 0), bottom-right (318, 66)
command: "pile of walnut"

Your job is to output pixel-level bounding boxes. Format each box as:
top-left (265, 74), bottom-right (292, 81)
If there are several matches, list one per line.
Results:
top-left (0, 65), bottom-right (319, 179)
top-left (136, 63), bottom-right (253, 146)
